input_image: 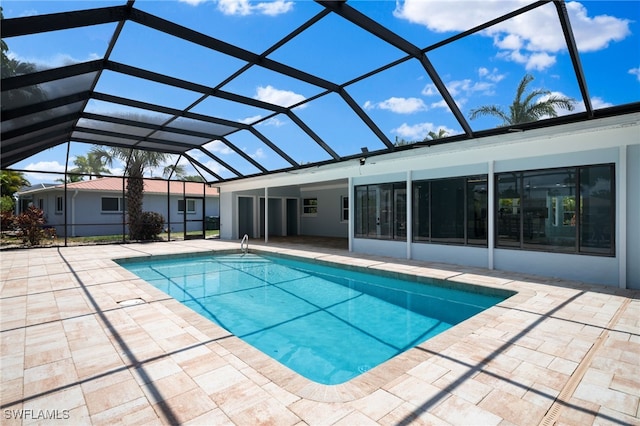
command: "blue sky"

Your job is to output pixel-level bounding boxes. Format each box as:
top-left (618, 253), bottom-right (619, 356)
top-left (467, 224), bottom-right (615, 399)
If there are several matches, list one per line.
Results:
top-left (3, 0), bottom-right (640, 184)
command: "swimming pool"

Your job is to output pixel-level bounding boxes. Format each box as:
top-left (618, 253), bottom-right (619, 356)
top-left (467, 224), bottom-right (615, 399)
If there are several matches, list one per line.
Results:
top-left (118, 252), bottom-right (511, 385)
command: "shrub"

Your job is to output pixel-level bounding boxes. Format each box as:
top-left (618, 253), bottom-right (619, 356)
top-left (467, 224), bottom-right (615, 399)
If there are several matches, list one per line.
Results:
top-left (13, 206), bottom-right (46, 246)
top-left (139, 211), bottom-right (164, 240)
top-left (0, 195), bottom-right (14, 231)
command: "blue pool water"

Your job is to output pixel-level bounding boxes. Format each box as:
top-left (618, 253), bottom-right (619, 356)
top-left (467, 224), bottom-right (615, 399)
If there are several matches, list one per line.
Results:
top-left (118, 252), bottom-right (510, 385)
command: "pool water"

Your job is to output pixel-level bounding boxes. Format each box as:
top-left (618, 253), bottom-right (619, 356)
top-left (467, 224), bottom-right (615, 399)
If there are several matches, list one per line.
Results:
top-left (118, 252), bottom-right (509, 385)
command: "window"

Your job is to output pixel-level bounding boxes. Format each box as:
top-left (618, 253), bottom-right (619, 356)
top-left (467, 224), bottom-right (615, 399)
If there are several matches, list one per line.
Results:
top-left (38, 198), bottom-right (44, 209)
top-left (178, 199), bottom-right (196, 213)
top-left (354, 182), bottom-right (406, 240)
top-left (341, 196), bottom-right (349, 222)
top-left (496, 164), bottom-right (614, 255)
top-left (412, 175), bottom-right (487, 246)
top-left (56, 196), bottom-right (63, 213)
top-left (101, 197), bottom-right (124, 212)
top-left (303, 198), bottom-right (317, 215)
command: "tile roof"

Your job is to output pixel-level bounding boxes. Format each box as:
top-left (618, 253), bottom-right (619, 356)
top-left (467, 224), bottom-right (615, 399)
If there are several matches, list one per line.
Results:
top-left (20, 177), bottom-right (218, 196)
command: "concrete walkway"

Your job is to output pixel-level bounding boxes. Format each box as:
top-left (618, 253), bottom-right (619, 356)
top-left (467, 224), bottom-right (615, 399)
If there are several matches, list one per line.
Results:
top-left (1, 239), bottom-right (638, 425)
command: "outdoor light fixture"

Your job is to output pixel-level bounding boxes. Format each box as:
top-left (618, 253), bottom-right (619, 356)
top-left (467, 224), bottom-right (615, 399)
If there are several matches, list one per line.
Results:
top-left (359, 158), bottom-right (366, 166)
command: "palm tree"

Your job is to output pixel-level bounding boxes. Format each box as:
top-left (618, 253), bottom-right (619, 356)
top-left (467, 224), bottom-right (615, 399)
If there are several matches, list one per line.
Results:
top-left (71, 152), bottom-right (111, 180)
top-left (161, 164), bottom-right (187, 180)
top-left (0, 170), bottom-right (29, 197)
top-left (469, 74), bottom-right (575, 126)
top-left (424, 128), bottom-right (449, 141)
top-left (90, 146), bottom-right (171, 240)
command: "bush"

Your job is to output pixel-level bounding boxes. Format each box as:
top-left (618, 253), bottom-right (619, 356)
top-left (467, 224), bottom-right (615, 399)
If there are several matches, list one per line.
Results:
top-left (0, 196), bottom-right (14, 231)
top-left (139, 211), bottom-right (165, 240)
top-left (13, 206), bottom-right (46, 246)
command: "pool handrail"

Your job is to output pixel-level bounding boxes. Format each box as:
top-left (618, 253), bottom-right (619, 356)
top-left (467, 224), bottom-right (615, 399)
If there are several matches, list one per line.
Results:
top-left (241, 234), bottom-right (249, 254)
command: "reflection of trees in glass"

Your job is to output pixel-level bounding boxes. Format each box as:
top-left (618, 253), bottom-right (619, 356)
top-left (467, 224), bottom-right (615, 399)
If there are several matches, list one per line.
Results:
top-left (469, 74), bottom-right (575, 126)
top-left (1, 8), bottom-right (47, 106)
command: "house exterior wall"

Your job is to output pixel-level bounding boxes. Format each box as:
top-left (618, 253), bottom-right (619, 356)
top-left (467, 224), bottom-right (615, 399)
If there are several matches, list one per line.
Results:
top-left (299, 184), bottom-right (349, 238)
top-left (220, 112), bottom-right (639, 289)
top-left (23, 189), bottom-right (219, 237)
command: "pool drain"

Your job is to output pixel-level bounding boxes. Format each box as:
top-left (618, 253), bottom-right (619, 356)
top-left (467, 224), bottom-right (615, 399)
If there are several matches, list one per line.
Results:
top-left (117, 298), bottom-right (146, 307)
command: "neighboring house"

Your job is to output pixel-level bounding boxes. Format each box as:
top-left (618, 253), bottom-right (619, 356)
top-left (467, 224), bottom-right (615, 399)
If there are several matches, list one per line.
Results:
top-left (218, 112), bottom-right (640, 289)
top-left (16, 177), bottom-right (219, 237)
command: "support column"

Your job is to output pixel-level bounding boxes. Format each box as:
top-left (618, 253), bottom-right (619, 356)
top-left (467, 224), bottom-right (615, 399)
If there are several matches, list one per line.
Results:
top-left (406, 170), bottom-right (412, 260)
top-left (348, 177), bottom-right (354, 252)
top-left (619, 145), bottom-right (627, 289)
top-left (264, 187), bottom-right (269, 243)
top-left (488, 160), bottom-right (495, 270)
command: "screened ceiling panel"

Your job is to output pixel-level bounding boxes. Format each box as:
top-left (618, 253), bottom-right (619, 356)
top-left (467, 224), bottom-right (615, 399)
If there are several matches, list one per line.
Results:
top-left (109, 22), bottom-right (248, 88)
top-left (223, 130), bottom-right (294, 172)
top-left (149, 130), bottom-right (212, 146)
top-left (5, 122), bottom-right (72, 149)
top-left (76, 118), bottom-right (153, 138)
top-left (295, 92), bottom-right (390, 156)
top-left (267, 11), bottom-right (405, 82)
top-left (193, 141), bottom-right (264, 177)
top-left (254, 113), bottom-right (335, 165)
top-left (93, 71), bottom-right (203, 110)
top-left (2, 0), bottom-right (638, 181)
top-left (166, 116), bottom-right (240, 137)
top-left (71, 131), bottom-right (138, 146)
top-left (136, 141), bottom-right (186, 153)
top-left (84, 100), bottom-right (174, 124)
top-left (2, 102), bottom-right (84, 133)
top-left (189, 96), bottom-right (274, 127)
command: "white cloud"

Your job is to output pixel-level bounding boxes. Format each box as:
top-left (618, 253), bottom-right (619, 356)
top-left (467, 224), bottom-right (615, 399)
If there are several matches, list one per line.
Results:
top-left (22, 161), bottom-right (67, 184)
top-left (178, 0), bottom-right (208, 5)
top-left (248, 147), bottom-right (265, 159)
top-left (421, 84), bottom-right (439, 97)
top-left (394, 0), bottom-right (631, 71)
top-left (203, 140), bottom-right (234, 155)
top-left (566, 2), bottom-right (631, 52)
top-left (478, 67), bottom-right (506, 83)
top-left (524, 52), bottom-right (557, 71)
top-left (392, 122), bottom-right (456, 140)
top-left (255, 0), bottom-right (294, 16)
top-left (573, 96), bottom-right (613, 113)
top-left (629, 67), bottom-right (640, 82)
top-left (261, 117), bottom-right (286, 127)
top-left (19, 9), bottom-right (39, 17)
top-left (446, 79), bottom-right (494, 97)
top-left (216, 0), bottom-right (293, 16)
top-left (239, 114), bottom-right (263, 124)
top-left (590, 96), bottom-right (613, 110)
top-left (366, 97), bottom-right (427, 114)
top-left (254, 85), bottom-right (306, 108)
top-left (430, 99), bottom-right (454, 111)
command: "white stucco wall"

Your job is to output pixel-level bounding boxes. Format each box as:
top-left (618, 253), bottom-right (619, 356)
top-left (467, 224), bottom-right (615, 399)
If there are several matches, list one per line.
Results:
top-left (218, 112), bottom-right (640, 289)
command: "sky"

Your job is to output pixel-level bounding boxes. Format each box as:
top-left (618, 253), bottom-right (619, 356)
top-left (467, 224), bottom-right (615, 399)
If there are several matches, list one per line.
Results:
top-left (3, 0), bottom-right (640, 184)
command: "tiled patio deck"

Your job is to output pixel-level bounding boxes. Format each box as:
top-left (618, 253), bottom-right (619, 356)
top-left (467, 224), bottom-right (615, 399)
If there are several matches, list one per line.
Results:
top-left (1, 239), bottom-right (638, 425)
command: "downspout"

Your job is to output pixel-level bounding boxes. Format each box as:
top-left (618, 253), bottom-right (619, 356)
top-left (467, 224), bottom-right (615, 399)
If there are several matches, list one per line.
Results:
top-left (71, 190), bottom-right (78, 237)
